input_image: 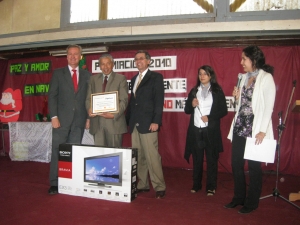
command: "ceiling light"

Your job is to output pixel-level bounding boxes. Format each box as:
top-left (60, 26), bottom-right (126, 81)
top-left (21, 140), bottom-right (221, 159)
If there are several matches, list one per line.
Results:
top-left (49, 46), bottom-right (108, 56)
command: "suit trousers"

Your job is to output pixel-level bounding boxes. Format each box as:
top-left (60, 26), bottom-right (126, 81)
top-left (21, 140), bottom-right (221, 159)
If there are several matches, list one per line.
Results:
top-left (231, 133), bottom-right (262, 209)
top-left (132, 126), bottom-right (166, 192)
top-left (94, 125), bottom-right (122, 147)
top-left (192, 126), bottom-right (218, 191)
top-left (49, 123), bottom-right (84, 186)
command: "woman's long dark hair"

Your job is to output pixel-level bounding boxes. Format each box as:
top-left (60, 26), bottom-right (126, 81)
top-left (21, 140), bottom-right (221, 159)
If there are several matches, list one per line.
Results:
top-left (193, 65), bottom-right (223, 94)
top-left (243, 45), bottom-right (274, 75)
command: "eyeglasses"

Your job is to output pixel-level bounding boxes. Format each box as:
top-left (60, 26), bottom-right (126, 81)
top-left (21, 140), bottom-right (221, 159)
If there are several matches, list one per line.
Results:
top-left (134, 57), bottom-right (147, 61)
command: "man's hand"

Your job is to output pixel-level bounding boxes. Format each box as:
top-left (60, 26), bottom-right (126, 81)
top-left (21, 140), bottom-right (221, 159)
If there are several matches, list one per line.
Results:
top-left (51, 117), bottom-right (60, 128)
top-left (85, 119), bottom-right (90, 129)
top-left (149, 123), bottom-right (159, 132)
top-left (88, 108), bottom-right (96, 117)
top-left (99, 112), bottom-right (114, 119)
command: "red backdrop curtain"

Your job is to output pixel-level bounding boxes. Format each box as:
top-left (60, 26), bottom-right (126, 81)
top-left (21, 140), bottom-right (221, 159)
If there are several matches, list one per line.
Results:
top-left (0, 59), bottom-right (8, 95)
top-left (2, 46), bottom-right (300, 175)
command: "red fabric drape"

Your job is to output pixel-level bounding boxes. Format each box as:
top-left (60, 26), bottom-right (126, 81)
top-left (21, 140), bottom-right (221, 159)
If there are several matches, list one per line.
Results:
top-left (2, 46), bottom-right (300, 175)
top-left (0, 59), bottom-right (8, 95)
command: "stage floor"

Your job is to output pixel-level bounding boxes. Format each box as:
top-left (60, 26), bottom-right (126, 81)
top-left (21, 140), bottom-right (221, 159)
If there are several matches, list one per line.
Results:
top-left (0, 156), bottom-right (299, 225)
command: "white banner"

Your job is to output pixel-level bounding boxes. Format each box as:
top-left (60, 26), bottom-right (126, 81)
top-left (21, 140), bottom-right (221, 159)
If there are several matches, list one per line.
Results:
top-left (162, 96), bottom-right (238, 112)
top-left (163, 97), bottom-right (187, 112)
top-left (127, 78), bottom-right (186, 94)
top-left (226, 96), bottom-right (237, 112)
top-left (164, 78), bottom-right (187, 93)
top-left (92, 56), bottom-right (177, 73)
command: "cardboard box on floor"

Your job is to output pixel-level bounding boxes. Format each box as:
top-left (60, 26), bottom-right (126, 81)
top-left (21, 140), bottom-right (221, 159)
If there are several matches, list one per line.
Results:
top-left (58, 144), bottom-right (137, 203)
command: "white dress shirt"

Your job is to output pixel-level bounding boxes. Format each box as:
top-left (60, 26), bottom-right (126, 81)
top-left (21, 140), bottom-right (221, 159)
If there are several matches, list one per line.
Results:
top-left (194, 85), bottom-right (213, 128)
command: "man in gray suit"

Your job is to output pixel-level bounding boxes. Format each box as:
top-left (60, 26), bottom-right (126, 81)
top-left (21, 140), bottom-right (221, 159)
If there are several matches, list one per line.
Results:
top-left (86, 54), bottom-right (128, 147)
top-left (48, 44), bottom-right (91, 194)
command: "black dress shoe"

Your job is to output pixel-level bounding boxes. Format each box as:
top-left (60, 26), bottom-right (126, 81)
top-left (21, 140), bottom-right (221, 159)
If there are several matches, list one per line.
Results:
top-left (155, 191), bottom-right (165, 199)
top-left (48, 186), bottom-right (58, 195)
top-left (136, 188), bottom-right (150, 193)
top-left (224, 202), bottom-right (243, 209)
top-left (238, 206), bottom-right (256, 214)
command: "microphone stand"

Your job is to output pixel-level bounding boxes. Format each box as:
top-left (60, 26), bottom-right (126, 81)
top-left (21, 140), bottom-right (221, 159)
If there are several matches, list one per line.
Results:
top-left (260, 80), bottom-right (300, 210)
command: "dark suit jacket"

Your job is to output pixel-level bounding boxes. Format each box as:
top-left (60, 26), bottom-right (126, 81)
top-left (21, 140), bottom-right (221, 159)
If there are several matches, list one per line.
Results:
top-left (184, 86), bottom-right (228, 162)
top-left (86, 72), bottom-right (128, 135)
top-left (126, 70), bottom-right (164, 134)
top-left (48, 66), bottom-right (91, 128)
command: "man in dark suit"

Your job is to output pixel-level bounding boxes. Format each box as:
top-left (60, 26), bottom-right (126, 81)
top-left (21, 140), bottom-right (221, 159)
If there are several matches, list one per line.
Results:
top-left (86, 54), bottom-right (128, 147)
top-left (126, 50), bottom-right (166, 199)
top-left (48, 44), bottom-right (91, 194)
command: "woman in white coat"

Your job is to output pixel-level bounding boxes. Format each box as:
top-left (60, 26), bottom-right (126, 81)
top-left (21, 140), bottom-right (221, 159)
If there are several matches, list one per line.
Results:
top-left (224, 46), bottom-right (276, 214)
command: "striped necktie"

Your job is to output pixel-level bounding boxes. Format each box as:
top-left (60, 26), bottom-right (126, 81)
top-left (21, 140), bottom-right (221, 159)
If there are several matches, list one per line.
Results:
top-left (135, 73), bottom-right (142, 96)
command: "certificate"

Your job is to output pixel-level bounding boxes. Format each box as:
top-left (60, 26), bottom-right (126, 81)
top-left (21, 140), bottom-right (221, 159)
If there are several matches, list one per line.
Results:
top-left (91, 91), bottom-right (119, 114)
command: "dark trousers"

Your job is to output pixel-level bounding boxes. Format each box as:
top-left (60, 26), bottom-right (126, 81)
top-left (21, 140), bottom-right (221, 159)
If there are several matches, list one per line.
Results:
top-left (192, 126), bottom-right (218, 191)
top-left (231, 133), bottom-right (262, 209)
top-left (49, 123), bottom-right (84, 186)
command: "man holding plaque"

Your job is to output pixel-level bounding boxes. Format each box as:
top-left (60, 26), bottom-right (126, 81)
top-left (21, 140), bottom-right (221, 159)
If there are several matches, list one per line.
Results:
top-left (86, 54), bottom-right (128, 147)
top-left (48, 44), bottom-right (91, 195)
top-left (126, 50), bottom-right (166, 199)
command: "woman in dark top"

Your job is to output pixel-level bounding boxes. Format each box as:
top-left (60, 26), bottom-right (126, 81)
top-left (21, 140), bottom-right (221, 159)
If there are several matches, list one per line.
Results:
top-left (184, 65), bottom-right (228, 196)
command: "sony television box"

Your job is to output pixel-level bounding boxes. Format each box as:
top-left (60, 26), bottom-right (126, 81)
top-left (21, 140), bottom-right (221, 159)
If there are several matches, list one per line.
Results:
top-left (58, 144), bottom-right (137, 203)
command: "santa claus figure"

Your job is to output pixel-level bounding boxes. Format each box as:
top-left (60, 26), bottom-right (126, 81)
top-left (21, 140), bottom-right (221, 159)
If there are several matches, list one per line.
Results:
top-left (0, 88), bottom-right (22, 123)
top-left (36, 96), bottom-right (50, 122)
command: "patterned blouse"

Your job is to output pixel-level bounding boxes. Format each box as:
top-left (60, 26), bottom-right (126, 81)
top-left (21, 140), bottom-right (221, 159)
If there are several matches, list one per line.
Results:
top-left (233, 80), bottom-right (256, 138)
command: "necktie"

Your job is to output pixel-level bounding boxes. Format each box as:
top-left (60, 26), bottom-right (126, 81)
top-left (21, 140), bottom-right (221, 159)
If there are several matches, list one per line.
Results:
top-left (135, 74), bottom-right (142, 96)
top-left (72, 69), bottom-right (78, 92)
top-left (136, 73), bottom-right (143, 89)
top-left (103, 75), bottom-right (108, 92)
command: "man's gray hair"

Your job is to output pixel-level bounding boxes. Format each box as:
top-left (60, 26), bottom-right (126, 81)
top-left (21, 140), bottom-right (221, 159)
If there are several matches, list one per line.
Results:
top-left (99, 54), bottom-right (114, 64)
top-left (66, 44), bottom-right (82, 54)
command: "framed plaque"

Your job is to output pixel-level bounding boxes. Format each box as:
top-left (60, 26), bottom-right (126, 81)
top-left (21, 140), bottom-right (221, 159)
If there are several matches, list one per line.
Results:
top-left (91, 91), bottom-right (119, 115)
